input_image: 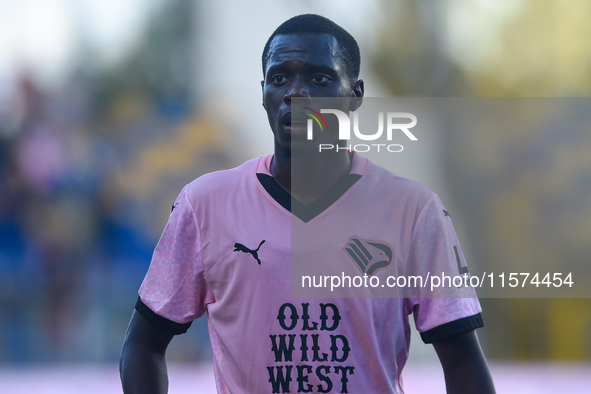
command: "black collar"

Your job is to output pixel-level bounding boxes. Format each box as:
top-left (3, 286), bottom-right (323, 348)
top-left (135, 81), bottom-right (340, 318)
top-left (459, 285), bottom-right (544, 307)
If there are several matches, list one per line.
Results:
top-left (257, 173), bottom-right (361, 223)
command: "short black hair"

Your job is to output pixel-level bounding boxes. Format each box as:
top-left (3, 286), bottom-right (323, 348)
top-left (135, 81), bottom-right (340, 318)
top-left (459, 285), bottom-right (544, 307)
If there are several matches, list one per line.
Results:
top-left (262, 14), bottom-right (360, 83)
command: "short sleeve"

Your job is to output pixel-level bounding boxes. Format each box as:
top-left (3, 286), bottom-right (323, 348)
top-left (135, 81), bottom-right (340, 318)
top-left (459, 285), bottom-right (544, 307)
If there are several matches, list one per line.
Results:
top-left (137, 185), bottom-right (215, 334)
top-left (404, 194), bottom-right (483, 343)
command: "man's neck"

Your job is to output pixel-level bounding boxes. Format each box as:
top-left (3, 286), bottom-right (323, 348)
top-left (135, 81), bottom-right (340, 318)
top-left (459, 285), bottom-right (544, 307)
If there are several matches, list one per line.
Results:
top-left (271, 149), bottom-right (352, 206)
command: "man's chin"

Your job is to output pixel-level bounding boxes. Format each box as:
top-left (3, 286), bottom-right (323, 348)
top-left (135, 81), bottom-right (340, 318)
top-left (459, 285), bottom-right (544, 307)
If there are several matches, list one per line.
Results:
top-left (290, 139), bottom-right (325, 156)
top-left (276, 143), bottom-right (321, 160)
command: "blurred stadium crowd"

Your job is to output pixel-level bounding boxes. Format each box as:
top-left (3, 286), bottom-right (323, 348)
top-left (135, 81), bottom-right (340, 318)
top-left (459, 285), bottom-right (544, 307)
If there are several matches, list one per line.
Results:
top-left (0, 0), bottom-right (240, 363)
top-left (0, 73), bottom-right (240, 363)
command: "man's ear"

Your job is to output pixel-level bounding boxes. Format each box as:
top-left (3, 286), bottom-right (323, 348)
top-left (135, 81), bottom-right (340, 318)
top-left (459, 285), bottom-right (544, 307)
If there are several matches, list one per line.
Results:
top-left (261, 80), bottom-right (266, 110)
top-left (350, 79), bottom-right (364, 111)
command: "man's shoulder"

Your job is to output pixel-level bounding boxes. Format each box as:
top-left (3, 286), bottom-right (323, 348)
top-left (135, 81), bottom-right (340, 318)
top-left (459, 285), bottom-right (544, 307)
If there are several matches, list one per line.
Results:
top-left (362, 157), bottom-right (435, 203)
top-left (184, 155), bottom-right (269, 200)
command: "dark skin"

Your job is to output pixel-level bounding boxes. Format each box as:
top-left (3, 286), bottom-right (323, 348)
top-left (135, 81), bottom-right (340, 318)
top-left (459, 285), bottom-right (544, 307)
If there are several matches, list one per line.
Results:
top-left (120, 32), bottom-right (495, 394)
top-left (120, 311), bottom-right (173, 394)
top-left (262, 33), bottom-right (363, 205)
top-left (433, 330), bottom-right (496, 393)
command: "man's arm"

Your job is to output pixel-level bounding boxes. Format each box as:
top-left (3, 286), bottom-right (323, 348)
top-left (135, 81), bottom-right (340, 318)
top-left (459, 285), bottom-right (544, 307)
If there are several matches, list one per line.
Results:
top-left (432, 329), bottom-right (496, 394)
top-left (120, 310), bottom-right (174, 394)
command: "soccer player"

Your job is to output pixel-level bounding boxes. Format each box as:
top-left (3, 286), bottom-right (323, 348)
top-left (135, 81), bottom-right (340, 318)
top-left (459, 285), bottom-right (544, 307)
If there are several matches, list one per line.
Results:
top-left (120, 14), bottom-right (496, 394)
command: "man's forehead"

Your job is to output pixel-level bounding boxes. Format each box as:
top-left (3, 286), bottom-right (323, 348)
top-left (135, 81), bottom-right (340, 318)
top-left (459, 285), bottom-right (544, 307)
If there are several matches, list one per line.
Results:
top-left (265, 33), bottom-right (344, 66)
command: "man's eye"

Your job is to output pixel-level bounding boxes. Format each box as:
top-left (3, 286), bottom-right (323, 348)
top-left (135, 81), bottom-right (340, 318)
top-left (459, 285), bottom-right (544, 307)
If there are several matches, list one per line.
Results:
top-left (312, 75), bottom-right (330, 83)
top-left (272, 75), bottom-right (287, 84)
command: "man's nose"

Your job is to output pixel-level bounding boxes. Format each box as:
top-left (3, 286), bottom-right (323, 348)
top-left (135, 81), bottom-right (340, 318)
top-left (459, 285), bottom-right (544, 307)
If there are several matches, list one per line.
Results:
top-left (284, 77), bottom-right (311, 105)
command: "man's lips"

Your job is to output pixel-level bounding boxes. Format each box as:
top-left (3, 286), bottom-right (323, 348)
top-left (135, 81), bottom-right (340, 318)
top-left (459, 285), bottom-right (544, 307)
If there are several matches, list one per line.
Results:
top-left (281, 112), bottom-right (307, 133)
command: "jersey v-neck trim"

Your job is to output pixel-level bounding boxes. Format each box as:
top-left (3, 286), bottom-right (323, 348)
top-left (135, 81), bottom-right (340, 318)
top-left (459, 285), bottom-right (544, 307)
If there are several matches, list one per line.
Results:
top-left (255, 153), bottom-right (366, 223)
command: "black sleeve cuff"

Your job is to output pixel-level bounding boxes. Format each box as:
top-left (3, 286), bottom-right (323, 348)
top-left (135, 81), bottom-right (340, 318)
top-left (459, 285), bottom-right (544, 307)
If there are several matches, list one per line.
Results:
top-left (135, 296), bottom-right (193, 335)
top-left (420, 313), bottom-right (484, 344)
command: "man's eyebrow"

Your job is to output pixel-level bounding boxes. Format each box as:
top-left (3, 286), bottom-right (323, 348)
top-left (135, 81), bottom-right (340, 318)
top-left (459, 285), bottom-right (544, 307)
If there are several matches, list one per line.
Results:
top-left (266, 63), bottom-right (287, 73)
top-left (308, 64), bottom-right (341, 75)
top-left (264, 64), bottom-right (288, 79)
top-left (266, 62), bottom-right (341, 76)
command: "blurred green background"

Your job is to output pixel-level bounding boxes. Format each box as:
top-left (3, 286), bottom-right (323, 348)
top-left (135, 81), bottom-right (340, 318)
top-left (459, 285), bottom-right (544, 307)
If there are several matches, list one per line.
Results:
top-left (0, 0), bottom-right (589, 366)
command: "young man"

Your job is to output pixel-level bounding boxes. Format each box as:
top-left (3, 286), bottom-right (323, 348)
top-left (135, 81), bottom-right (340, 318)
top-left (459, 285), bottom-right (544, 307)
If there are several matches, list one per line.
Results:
top-left (120, 14), bottom-right (495, 394)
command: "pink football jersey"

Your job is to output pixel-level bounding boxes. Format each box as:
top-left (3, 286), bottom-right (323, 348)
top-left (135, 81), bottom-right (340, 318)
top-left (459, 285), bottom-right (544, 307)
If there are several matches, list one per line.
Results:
top-left (138, 153), bottom-right (482, 393)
